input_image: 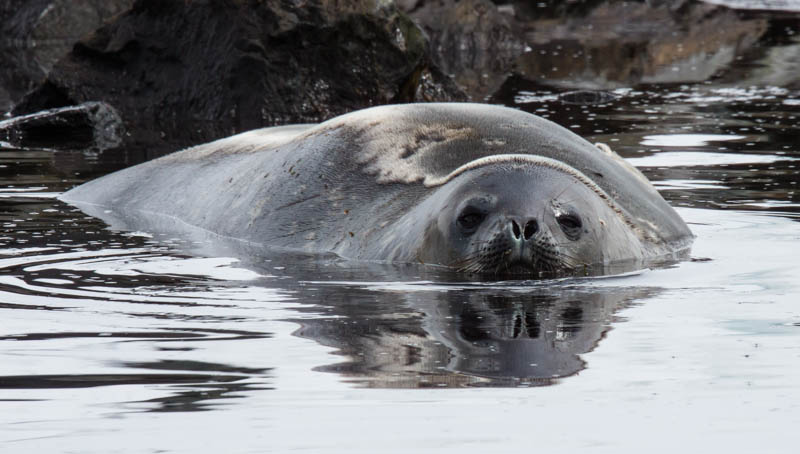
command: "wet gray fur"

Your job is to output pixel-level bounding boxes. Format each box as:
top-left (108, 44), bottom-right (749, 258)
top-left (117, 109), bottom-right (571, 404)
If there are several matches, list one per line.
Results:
top-left (61, 103), bottom-right (693, 266)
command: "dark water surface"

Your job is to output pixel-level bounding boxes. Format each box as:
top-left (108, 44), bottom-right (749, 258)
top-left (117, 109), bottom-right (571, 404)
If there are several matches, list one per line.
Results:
top-left (3, 44), bottom-right (800, 454)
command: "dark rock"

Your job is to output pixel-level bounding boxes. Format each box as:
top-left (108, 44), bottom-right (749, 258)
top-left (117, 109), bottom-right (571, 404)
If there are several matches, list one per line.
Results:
top-left (700, 0), bottom-right (800, 12)
top-left (558, 90), bottom-right (618, 105)
top-left (713, 17), bottom-right (800, 88)
top-left (14, 0), bottom-right (466, 154)
top-left (0, 102), bottom-right (123, 150)
top-left (514, 1), bottom-right (769, 89)
top-left (405, 0), bottom-right (778, 95)
top-left (403, 0), bottom-right (527, 100)
top-left (506, 0), bottom-right (611, 21)
top-left (0, 0), bottom-right (134, 112)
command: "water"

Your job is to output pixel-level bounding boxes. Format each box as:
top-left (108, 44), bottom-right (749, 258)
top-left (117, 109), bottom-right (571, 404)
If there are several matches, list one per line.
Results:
top-left (3, 54), bottom-right (800, 454)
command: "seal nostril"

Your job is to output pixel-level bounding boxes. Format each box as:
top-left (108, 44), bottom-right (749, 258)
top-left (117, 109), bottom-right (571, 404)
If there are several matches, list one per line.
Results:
top-left (523, 220), bottom-right (538, 240)
top-left (511, 220), bottom-right (521, 239)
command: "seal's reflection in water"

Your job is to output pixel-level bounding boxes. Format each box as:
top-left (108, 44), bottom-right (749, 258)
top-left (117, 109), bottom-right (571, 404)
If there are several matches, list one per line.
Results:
top-left (56, 208), bottom-right (661, 390)
top-left (285, 270), bottom-right (656, 387)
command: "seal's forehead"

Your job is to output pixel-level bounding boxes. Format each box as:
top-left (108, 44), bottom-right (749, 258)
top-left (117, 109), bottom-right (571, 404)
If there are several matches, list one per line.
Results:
top-left (426, 154), bottom-right (588, 187)
top-left (311, 103), bottom-right (590, 186)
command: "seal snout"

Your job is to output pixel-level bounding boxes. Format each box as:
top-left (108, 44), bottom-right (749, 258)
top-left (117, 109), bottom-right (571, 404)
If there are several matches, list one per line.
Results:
top-left (509, 218), bottom-right (538, 241)
top-left (505, 217), bottom-right (542, 267)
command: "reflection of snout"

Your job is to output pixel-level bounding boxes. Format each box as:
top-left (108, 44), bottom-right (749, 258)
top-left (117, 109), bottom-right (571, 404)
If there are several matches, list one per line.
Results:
top-left (449, 305), bottom-right (590, 380)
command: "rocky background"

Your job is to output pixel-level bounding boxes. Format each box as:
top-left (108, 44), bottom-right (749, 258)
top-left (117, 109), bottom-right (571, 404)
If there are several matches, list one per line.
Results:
top-left (1, 0), bottom-right (798, 156)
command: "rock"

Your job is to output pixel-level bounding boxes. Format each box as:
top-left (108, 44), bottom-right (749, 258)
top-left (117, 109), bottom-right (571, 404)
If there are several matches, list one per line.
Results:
top-left (14, 0), bottom-right (466, 154)
top-left (403, 0), bottom-right (785, 96)
top-left (507, 0), bottom-right (612, 21)
top-left (513, 1), bottom-right (769, 89)
top-left (402, 0), bottom-right (527, 100)
top-left (700, 0), bottom-right (800, 12)
top-left (0, 0), bottom-right (135, 112)
top-left (558, 90), bottom-right (618, 105)
top-left (0, 102), bottom-right (123, 150)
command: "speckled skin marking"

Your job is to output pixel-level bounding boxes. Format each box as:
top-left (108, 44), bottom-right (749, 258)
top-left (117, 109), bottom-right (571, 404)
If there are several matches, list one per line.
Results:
top-left (60, 103), bottom-right (693, 276)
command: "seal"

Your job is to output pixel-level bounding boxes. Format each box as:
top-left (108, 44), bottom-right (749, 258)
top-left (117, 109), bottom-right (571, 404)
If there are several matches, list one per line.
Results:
top-left (60, 103), bottom-right (693, 276)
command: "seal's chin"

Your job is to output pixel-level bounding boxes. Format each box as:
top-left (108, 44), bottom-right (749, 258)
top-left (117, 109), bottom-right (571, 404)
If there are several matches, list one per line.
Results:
top-left (455, 253), bottom-right (568, 277)
top-left (505, 260), bottom-right (536, 275)
top-left (501, 258), bottom-right (569, 277)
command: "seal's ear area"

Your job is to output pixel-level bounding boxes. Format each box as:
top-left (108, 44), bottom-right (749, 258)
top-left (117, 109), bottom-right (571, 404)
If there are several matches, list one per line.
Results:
top-left (595, 142), bottom-right (614, 155)
top-left (594, 142), bottom-right (651, 186)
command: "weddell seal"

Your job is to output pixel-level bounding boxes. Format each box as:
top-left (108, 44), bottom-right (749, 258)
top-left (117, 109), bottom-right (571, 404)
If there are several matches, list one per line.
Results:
top-left (60, 103), bottom-right (693, 276)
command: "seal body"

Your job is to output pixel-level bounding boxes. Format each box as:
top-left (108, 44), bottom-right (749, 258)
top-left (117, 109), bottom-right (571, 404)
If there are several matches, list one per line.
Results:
top-left (61, 103), bottom-right (693, 276)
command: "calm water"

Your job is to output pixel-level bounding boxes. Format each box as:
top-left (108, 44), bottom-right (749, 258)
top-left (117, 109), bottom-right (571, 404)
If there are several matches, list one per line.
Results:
top-left (3, 82), bottom-right (800, 453)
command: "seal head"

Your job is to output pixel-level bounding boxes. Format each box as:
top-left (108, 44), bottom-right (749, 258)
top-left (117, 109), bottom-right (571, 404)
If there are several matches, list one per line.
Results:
top-left (408, 158), bottom-right (646, 276)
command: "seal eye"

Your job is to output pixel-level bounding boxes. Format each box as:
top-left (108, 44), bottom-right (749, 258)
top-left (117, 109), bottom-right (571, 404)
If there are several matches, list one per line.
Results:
top-left (557, 213), bottom-right (583, 240)
top-left (457, 209), bottom-right (486, 233)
